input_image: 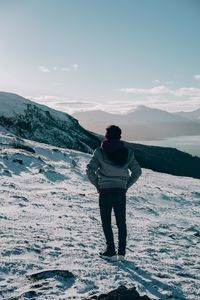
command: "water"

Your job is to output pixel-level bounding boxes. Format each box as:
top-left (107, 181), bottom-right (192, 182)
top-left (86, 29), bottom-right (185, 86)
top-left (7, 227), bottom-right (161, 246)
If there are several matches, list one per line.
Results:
top-left (131, 135), bottom-right (200, 157)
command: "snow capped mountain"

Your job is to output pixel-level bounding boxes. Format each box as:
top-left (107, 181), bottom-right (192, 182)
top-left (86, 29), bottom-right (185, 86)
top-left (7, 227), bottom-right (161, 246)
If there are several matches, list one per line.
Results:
top-left (0, 92), bottom-right (100, 153)
top-left (0, 131), bottom-right (199, 300)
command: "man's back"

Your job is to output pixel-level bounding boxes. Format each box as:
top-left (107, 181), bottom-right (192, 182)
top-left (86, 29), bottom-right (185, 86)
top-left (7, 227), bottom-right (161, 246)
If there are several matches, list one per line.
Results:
top-left (86, 125), bottom-right (142, 261)
top-left (86, 142), bottom-right (142, 191)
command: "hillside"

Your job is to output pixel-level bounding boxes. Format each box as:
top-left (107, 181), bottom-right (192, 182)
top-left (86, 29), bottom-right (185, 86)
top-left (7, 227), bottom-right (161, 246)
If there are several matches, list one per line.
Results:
top-left (0, 132), bottom-right (199, 299)
top-left (0, 92), bottom-right (100, 153)
top-left (125, 141), bottom-right (200, 179)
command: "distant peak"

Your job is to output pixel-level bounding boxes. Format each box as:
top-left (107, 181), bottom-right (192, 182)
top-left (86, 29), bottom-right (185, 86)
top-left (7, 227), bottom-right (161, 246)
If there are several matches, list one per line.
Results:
top-left (135, 105), bottom-right (148, 111)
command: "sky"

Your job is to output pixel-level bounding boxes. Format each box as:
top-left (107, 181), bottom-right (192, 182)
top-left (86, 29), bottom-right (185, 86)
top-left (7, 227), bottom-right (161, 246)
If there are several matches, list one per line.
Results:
top-left (0, 0), bottom-right (200, 114)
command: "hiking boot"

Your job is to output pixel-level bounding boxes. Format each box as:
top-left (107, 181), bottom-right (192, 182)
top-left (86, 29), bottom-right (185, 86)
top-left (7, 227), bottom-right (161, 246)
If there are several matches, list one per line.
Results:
top-left (118, 250), bottom-right (125, 261)
top-left (99, 250), bottom-right (117, 261)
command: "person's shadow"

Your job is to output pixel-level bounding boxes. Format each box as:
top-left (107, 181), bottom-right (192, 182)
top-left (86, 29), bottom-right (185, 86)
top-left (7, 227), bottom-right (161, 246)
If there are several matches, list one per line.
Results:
top-left (112, 258), bottom-right (187, 300)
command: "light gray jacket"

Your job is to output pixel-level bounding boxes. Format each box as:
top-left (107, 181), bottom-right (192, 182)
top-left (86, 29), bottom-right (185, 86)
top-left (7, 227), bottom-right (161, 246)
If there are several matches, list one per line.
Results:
top-left (86, 147), bottom-right (142, 190)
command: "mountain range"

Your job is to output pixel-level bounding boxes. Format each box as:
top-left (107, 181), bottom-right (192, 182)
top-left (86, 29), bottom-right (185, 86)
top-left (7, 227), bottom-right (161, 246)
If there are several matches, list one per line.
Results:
top-left (73, 106), bottom-right (200, 140)
top-left (0, 92), bottom-right (200, 179)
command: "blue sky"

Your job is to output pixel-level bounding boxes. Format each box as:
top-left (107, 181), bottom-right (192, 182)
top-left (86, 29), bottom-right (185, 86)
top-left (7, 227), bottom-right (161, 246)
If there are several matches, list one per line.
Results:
top-left (0, 0), bottom-right (200, 113)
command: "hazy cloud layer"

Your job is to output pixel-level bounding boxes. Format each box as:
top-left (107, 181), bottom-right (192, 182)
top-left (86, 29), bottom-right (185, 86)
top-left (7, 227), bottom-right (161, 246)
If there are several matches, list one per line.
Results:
top-left (114, 85), bottom-right (200, 112)
top-left (28, 96), bottom-right (141, 115)
top-left (28, 95), bottom-right (199, 116)
top-left (115, 85), bottom-right (200, 97)
top-left (28, 82), bottom-right (200, 115)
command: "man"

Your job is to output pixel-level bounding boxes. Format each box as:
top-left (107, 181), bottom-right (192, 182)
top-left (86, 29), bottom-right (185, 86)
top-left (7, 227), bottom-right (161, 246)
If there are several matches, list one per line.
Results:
top-left (86, 125), bottom-right (142, 261)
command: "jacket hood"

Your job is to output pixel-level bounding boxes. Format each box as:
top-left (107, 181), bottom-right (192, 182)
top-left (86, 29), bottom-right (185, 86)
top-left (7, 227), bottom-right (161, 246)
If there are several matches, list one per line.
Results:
top-left (101, 139), bottom-right (128, 166)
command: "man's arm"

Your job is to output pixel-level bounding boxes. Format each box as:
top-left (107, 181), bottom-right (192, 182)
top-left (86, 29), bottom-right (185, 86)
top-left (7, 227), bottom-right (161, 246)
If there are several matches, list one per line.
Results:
top-left (86, 149), bottom-right (100, 188)
top-left (127, 153), bottom-right (142, 189)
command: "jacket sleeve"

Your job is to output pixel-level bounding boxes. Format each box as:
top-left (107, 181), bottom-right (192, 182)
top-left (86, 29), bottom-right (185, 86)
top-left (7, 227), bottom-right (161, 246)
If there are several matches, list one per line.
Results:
top-left (86, 149), bottom-right (100, 188)
top-left (127, 153), bottom-right (142, 188)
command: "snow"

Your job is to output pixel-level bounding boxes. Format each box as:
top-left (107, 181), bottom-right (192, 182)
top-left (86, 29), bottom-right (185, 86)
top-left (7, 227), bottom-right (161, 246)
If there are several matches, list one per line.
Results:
top-left (0, 132), bottom-right (200, 300)
top-left (0, 92), bottom-right (31, 117)
top-left (0, 92), bottom-right (98, 154)
top-left (0, 92), bottom-right (73, 123)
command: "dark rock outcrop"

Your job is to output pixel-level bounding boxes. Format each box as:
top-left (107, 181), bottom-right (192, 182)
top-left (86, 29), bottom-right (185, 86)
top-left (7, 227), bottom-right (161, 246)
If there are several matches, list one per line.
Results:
top-left (28, 269), bottom-right (75, 281)
top-left (85, 286), bottom-right (152, 300)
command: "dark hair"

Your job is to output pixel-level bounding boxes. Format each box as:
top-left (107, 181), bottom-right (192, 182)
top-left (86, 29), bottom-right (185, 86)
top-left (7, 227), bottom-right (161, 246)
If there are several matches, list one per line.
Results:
top-left (105, 125), bottom-right (122, 140)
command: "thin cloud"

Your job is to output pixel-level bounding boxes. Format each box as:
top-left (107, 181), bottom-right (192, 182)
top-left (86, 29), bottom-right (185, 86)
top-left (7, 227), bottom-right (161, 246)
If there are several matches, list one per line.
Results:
top-left (164, 81), bottom-right (175, 85)
top-left (38, 64), bottom-right (79, 73)
top-left (62, 67), bottom-right (71, 72)
top-left (153, 80), bottom-right (175, 85)
top-left (27, 94), bottom-right (200, 114)
top-left (194, 74), bottom-right (200, 81)
top-left (115, 85), bottom-right (200, 97)
top-left (54, 82), bottom-right (63, 86)
top-left (115, 85), bottom-right (172, 95)
top-left (174, 87), bottom-right (200, 97)
top-left (153, 79), bottom-right (160, 84)
top-left (73, 64), bottom-right (79, 71)
top-left (38, 66), bottom-right (50, 73)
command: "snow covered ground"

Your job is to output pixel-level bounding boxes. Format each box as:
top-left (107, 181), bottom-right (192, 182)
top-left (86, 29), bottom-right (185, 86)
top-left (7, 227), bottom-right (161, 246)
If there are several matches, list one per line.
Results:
top-left (0, 131), bottom-right (200, 300)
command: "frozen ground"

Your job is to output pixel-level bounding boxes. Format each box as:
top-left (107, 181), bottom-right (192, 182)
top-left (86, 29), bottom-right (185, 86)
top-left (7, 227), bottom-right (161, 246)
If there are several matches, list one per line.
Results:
top-left (0, 131), bottom-right (200, 300)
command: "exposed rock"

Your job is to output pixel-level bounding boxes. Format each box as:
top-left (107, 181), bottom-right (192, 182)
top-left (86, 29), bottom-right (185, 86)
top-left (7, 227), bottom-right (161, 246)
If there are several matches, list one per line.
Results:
top-left (194, 231), bottom-right (200, 237)
top-left (85, 286), bottom-right (152, 300)
top-left (28, 269), bottom-right (75, 281)
top-left (12, 159), bottom-right (23, 165)
top-left (13, 144), bottom-right (35, 153)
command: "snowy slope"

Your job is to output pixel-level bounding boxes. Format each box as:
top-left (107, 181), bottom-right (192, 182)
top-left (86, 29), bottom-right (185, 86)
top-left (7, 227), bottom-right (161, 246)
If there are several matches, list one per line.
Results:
top-left (0, 92), bottom-right (72, 122)
top-left (0, 132), bottom-right (200, 300)
top-left (0, 92), bottom-right (32, 117)
top-left (0, 92), bottom-right (100, 153)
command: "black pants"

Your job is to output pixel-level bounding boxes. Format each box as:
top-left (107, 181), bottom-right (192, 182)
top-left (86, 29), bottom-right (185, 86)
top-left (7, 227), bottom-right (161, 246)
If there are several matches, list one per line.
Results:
top-left (99, 191), bottom-right (127, 255)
